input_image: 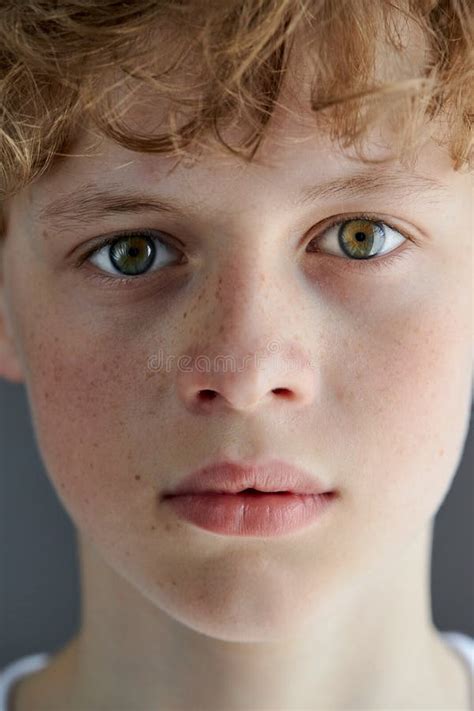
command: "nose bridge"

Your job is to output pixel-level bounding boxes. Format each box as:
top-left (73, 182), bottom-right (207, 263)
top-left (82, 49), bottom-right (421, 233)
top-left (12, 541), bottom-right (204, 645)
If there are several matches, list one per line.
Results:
top-left (175, 245), bottom-right (318, 413)
top-left (200, 233), bottom-right (297, 357)
top-left (212, 249), bottom-right (275, 348)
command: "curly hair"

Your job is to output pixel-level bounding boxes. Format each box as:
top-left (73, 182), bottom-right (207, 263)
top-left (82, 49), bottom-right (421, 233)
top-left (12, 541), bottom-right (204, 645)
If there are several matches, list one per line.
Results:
top-left (0, 0), bottom-right (472, 236)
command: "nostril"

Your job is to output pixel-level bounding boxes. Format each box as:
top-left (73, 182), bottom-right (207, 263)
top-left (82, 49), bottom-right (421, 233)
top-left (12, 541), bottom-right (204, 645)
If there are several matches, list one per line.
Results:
top-left (273, 388), bottom-right (292, 397)
top-left (199, 389), bottom-right (218, 401)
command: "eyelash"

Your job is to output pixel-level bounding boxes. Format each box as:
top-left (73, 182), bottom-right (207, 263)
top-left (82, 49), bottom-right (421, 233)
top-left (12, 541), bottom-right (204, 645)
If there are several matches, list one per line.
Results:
top-left (77, 213), bottom-right (415, 288)
top-left (306, 212), bottom-right (414, 275)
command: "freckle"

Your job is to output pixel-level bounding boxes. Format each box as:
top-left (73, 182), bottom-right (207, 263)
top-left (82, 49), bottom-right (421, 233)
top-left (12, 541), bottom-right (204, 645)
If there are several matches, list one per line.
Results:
top-left (135, 474), bottom-right (141, 481)
top-left (439, 448), bottom-right (444, 457)
top-left (183, 311), bottom-right (187, 319)
top-left (151, 525), bottom-right (156, 530)
top-left (164, 523), bottom-right (172, 532)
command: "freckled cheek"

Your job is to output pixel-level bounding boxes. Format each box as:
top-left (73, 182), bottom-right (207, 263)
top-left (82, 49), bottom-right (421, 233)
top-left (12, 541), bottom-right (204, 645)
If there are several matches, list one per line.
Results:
top-left (6, 261), bottom-right (179, 532)
top-left (22, 331), bottom-right (164, 528)
top-left (356, 299), bottom-right (471, 514)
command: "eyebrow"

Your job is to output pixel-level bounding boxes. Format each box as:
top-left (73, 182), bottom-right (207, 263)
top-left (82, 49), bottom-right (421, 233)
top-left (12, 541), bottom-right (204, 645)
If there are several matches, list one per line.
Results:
top-left (296, 168), bottom-right (447, 207)
top-left (37, 168), bottom-right (447, 230)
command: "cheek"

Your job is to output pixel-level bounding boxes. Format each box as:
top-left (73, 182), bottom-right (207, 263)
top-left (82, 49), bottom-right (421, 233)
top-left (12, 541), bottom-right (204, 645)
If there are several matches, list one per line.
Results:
top-left (6, 265), bottom-right (175, 542)
top-left (24, 340), bottom-right (154, 532)
top-left (376, 311), bottom-right (469, 493)
top-left (331, 265), bottom-right (472, 545)
top-left (302, 257), bottom-right (472, 595)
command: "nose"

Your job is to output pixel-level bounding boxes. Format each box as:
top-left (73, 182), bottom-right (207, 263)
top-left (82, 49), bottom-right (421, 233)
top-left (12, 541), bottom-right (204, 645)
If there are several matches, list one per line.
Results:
top-left (177, 346), bottom-right (317, 413)
top-left (175, 265), bottom-right (318, 415)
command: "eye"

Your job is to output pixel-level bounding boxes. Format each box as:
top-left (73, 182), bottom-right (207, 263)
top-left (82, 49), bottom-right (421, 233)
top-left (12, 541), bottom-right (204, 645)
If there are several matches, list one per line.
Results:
top-left (85, 230), bottom-right (183, 279)
top-left (306, 214), bottom-right (408, 264)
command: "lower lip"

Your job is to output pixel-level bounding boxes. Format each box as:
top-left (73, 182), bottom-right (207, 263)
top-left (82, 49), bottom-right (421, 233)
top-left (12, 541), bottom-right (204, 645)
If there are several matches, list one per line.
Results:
top-left (162, 491), bottom-right (337, 537)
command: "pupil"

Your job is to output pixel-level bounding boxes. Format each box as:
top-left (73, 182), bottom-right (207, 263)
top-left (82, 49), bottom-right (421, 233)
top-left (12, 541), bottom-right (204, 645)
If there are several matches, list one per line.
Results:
top-left (128, 247), bottom-right (140, 257)
top-left (355, 232), bottom-right (366, 242)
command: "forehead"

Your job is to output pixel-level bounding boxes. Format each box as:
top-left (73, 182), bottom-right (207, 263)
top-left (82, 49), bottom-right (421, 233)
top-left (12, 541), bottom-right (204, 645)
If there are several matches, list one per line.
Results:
top-left (26, 96), bottom-right (455, 224)
top-left (19, 144), bottom-right (459, 256)
top-left (22, 135), bottom-right (458, 244)
top-left (14, 8), bottom-right (469, 224)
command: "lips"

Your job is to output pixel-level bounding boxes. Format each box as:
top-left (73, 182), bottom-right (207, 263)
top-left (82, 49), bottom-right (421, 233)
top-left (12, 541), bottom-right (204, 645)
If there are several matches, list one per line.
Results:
top-left (161, 459), bottom-right (332, 498)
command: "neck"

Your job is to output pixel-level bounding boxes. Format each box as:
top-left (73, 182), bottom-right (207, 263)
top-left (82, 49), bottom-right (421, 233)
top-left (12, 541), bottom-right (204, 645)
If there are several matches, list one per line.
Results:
top-left (37, 522), bottom-right (459, 710)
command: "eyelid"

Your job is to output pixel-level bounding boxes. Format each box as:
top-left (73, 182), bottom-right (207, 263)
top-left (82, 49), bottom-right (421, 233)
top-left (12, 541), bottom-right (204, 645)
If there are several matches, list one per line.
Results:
top-left (309, 212), bottom-right (417, 247)
top-left (303, 212), bottom-right (418, 275)
top-left (75, 228), bottom-right (179, 268)
top-left (78, 212), bottom-right (417, 262)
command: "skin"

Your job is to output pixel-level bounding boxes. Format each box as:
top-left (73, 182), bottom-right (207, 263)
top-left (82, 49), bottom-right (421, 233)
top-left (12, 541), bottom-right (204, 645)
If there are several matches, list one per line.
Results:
top-left (0, 32), bottom-right (473, 711)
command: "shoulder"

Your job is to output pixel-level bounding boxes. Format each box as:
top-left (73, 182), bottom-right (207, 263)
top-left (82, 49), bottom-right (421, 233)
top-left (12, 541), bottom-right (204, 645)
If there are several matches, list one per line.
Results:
top-left (0, 654), bottom-right (51, 711)
top-left (439, 630), bottom-right (474, 673)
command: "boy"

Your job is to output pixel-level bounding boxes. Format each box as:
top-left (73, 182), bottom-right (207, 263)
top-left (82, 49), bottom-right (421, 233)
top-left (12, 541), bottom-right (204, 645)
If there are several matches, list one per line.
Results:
top-left (0, 0), bottom-right (473, 709)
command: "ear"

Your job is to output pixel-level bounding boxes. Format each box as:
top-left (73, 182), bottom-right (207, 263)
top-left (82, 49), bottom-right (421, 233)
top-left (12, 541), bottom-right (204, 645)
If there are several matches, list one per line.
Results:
top-left (0, 244), bottom-right (24, 384)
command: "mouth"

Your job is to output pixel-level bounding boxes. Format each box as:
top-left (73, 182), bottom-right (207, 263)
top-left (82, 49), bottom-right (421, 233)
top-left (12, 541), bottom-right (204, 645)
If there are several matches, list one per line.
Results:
top-left (233, 488), bottom-right (287, 495)
top-left (161, 487), bottom-right (337, 537)
top-left (161, 459), bottom-right (334, 498)
top-left (162, 488), bottom-right (294, 499)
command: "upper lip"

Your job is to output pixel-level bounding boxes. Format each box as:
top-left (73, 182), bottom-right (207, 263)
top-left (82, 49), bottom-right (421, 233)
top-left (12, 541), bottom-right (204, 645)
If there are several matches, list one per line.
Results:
top-left (161, 459), bottom-right (332, 497)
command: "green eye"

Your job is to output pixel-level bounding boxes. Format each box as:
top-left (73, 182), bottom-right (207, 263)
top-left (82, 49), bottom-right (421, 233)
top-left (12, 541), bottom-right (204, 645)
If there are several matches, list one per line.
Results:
top-left (338, 219), bottom-right (385, 259)
top-left (109, 235), bottom-right (156, 276)
top-left (307, 215), bottom-right (406, 262)
top-left (87, 230), bottom-right (182, 279)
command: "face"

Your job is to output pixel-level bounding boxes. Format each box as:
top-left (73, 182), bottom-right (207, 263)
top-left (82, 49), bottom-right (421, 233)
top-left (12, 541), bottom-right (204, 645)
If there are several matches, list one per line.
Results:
top-left (0, 83), bottom-right (472, 643)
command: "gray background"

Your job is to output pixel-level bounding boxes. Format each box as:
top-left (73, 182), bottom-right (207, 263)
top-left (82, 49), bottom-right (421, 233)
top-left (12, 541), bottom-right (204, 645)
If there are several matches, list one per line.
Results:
top-left (1, 378), bottom-right (473, 667)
